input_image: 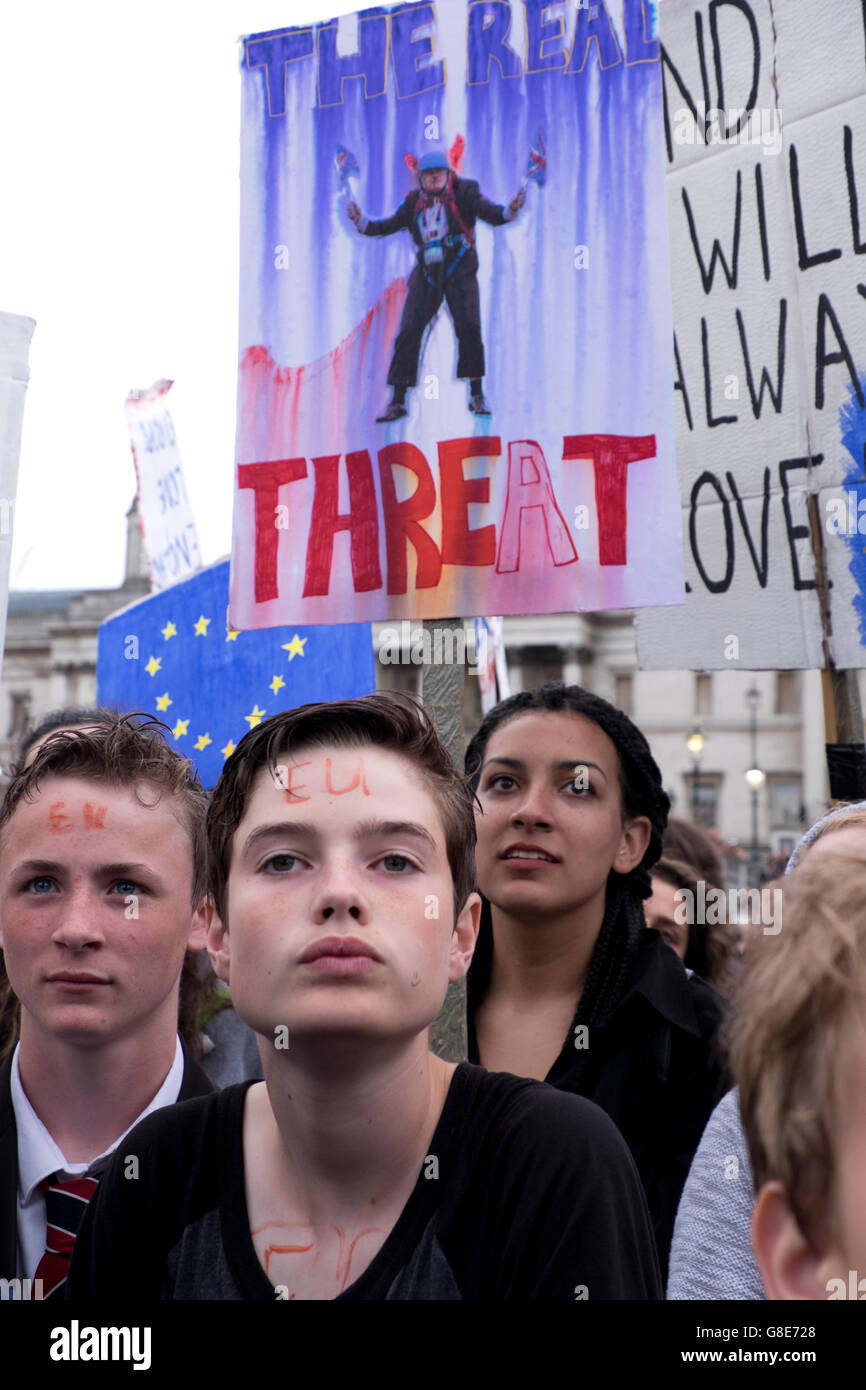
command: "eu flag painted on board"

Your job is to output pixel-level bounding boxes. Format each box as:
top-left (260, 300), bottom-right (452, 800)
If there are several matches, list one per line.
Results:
top-left (97, 558), bottom-right (376, 788)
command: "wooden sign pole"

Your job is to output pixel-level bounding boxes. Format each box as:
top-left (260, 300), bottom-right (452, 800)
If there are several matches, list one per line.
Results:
top-left (421, 617), bottom-right (468, 1061)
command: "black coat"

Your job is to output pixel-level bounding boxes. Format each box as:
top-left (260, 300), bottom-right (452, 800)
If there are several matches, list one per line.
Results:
top-left (362, 175), bottom-right (508, 255)
top-left (0, 1042), bottom-right (212, 1281)
top-left (467, 926), bottom-right (730, 1280)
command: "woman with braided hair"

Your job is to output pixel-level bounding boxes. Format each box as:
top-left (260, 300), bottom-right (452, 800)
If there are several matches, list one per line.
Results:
top-left (464, 683), bottom-right (729, 1279)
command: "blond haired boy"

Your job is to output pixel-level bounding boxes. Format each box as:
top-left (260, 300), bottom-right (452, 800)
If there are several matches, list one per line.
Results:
top-left (731, 848), bottom-right (866, 1299)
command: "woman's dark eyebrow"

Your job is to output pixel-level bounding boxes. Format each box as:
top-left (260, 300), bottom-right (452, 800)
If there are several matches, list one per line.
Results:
top-left (553, 760), bottom-right (608, 783)
top-left (484, 756), bottom-right (608, 782)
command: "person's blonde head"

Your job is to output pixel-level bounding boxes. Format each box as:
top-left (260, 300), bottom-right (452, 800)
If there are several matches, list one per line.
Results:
top-left (785, 802), bottom-right (866, 873)
top-left (730, 849), bottom-right (866, 1245)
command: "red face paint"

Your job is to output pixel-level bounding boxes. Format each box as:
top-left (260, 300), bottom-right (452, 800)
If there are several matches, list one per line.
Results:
top-left (83, 803), bottom-right (107, 829)
top-left (283, 762), bottom-right (312, 803)
top-left (324, 757), bottom-right (370, 797)
top-left (48, 803), bottom-right (72, 834)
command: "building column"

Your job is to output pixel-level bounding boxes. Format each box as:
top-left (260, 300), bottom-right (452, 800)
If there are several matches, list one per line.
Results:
top-left (508, 649), bottom-right (523, 694)
top-left (562, 646), bottom-right (581, 686)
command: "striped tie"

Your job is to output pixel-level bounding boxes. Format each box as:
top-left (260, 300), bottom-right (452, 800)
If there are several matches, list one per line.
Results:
top-left (34, 1174), bottom-right (99, 1299)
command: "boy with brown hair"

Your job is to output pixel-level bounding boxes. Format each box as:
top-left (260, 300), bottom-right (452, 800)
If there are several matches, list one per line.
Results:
top-left (70, 692), bottom-right (661, 1300)
top-left (0, 716), bottom-right (213, 1299)
top-left (731, 847), bottom-right (866, 1299)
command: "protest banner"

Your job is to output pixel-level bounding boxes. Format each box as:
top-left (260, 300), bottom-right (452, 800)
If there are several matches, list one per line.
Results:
top-left (636, 0), bottom-right (866, 675)
top-left (0, 312), bottom-right (36, 663)
top-left (230, 0), bottom-right (682, 631)
top-left (124, 379), bottom-right (203, 591)
top-left (97, 557), bottom-right (376, 789)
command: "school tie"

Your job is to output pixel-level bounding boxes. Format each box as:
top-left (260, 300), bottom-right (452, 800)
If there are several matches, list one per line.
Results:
top-left (34, 1173), bottom-right (100, 1299)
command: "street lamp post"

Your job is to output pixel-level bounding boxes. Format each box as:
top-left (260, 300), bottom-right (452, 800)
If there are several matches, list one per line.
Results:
top-left (687, 723), bottom-right (705, 822)
top-left (745, 685), bottom-right (766, 882)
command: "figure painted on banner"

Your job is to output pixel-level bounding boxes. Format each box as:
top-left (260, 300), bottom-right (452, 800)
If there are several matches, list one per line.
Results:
top-left (347, 143), bottom-right (527, 423)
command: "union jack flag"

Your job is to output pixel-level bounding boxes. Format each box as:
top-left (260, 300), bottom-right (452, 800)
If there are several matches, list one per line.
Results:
top-left (335, 144), bottom-right (360, 182)
top-left (525, 131), bottom-right (547, 187)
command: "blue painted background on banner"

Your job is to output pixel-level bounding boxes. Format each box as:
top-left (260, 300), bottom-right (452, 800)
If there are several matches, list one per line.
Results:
top-left (240, 0), bottom-right (662, 401)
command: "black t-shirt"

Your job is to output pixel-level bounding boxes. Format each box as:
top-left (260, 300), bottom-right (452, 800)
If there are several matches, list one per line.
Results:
top-left (467, 922), bottom-right (730, 1280)
top-left (68, 1063), bottom-right (662, 1300)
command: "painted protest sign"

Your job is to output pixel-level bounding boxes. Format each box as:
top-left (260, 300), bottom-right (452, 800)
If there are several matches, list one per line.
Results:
top-left (230, 1), bottom-right (683, 629)
top-left (125, 379), bottom-right (202, 591)
top-left (636, 0), bottom-right (866, 670)
top-left (97, 557), bottom-right (375, 789)
top-left (0, 312), bottom-right (36, 661)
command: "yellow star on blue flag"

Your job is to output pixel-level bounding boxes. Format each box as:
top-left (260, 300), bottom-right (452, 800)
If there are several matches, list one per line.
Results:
top-left (97, 559), bottom-right (374, 788)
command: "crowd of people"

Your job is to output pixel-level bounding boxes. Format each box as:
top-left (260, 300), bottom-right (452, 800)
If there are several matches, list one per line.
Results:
top-left (0, 684), bottom-right (859, 1300)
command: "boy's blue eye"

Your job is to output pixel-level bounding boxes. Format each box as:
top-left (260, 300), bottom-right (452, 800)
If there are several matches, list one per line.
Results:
top-left (26, 877), bottom-right (55, 894)
top-left (265, 854), bottom-right (300, 872)
top-left (112, 880), bottom-right (142, 896)
top-left (380, 854), bottom-right (414, 872)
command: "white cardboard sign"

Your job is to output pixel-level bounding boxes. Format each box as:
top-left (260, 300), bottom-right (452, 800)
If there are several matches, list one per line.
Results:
top-left (0, 311), bottom-right (36, 663)
top-left (636, 0), bottom-right (866, 670)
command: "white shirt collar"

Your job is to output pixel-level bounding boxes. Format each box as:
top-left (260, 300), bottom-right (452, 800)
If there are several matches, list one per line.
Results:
top-left (12, 1037), bottom-right (184, 1203)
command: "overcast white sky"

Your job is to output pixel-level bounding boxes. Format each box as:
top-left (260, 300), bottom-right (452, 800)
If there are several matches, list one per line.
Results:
top-left (0, 0), bottom-right (359, 592)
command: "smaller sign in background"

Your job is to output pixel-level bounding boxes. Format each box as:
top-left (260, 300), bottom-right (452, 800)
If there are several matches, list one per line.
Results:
top-left (125, 379), bottom-right (202, 591)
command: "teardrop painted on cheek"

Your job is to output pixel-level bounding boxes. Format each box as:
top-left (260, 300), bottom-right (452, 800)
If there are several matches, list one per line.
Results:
top-left (410, 970), bottom-right (421, 987)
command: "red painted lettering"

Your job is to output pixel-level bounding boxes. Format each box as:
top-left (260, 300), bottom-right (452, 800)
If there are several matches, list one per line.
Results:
top-left (377, 443), bottom-right (442, 593)
top-left (49, 802), bottom-right (72, 834)
top-left (496, 441), bottom-right (577, 572)
top-left (238, 458), bottom-right (308, 603)
top-left (82, 803), bottom-right (107, 829)
top-left (562, 434), bottom-right (656, 565)
top-left (438, 437), bottom-right (498, 566)
top-left (284, 762), bottom-right (312, 803)
top-left (303, 454), bottom-right (382, 597)
top-left (324, 757), bottom-right (371, 797)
